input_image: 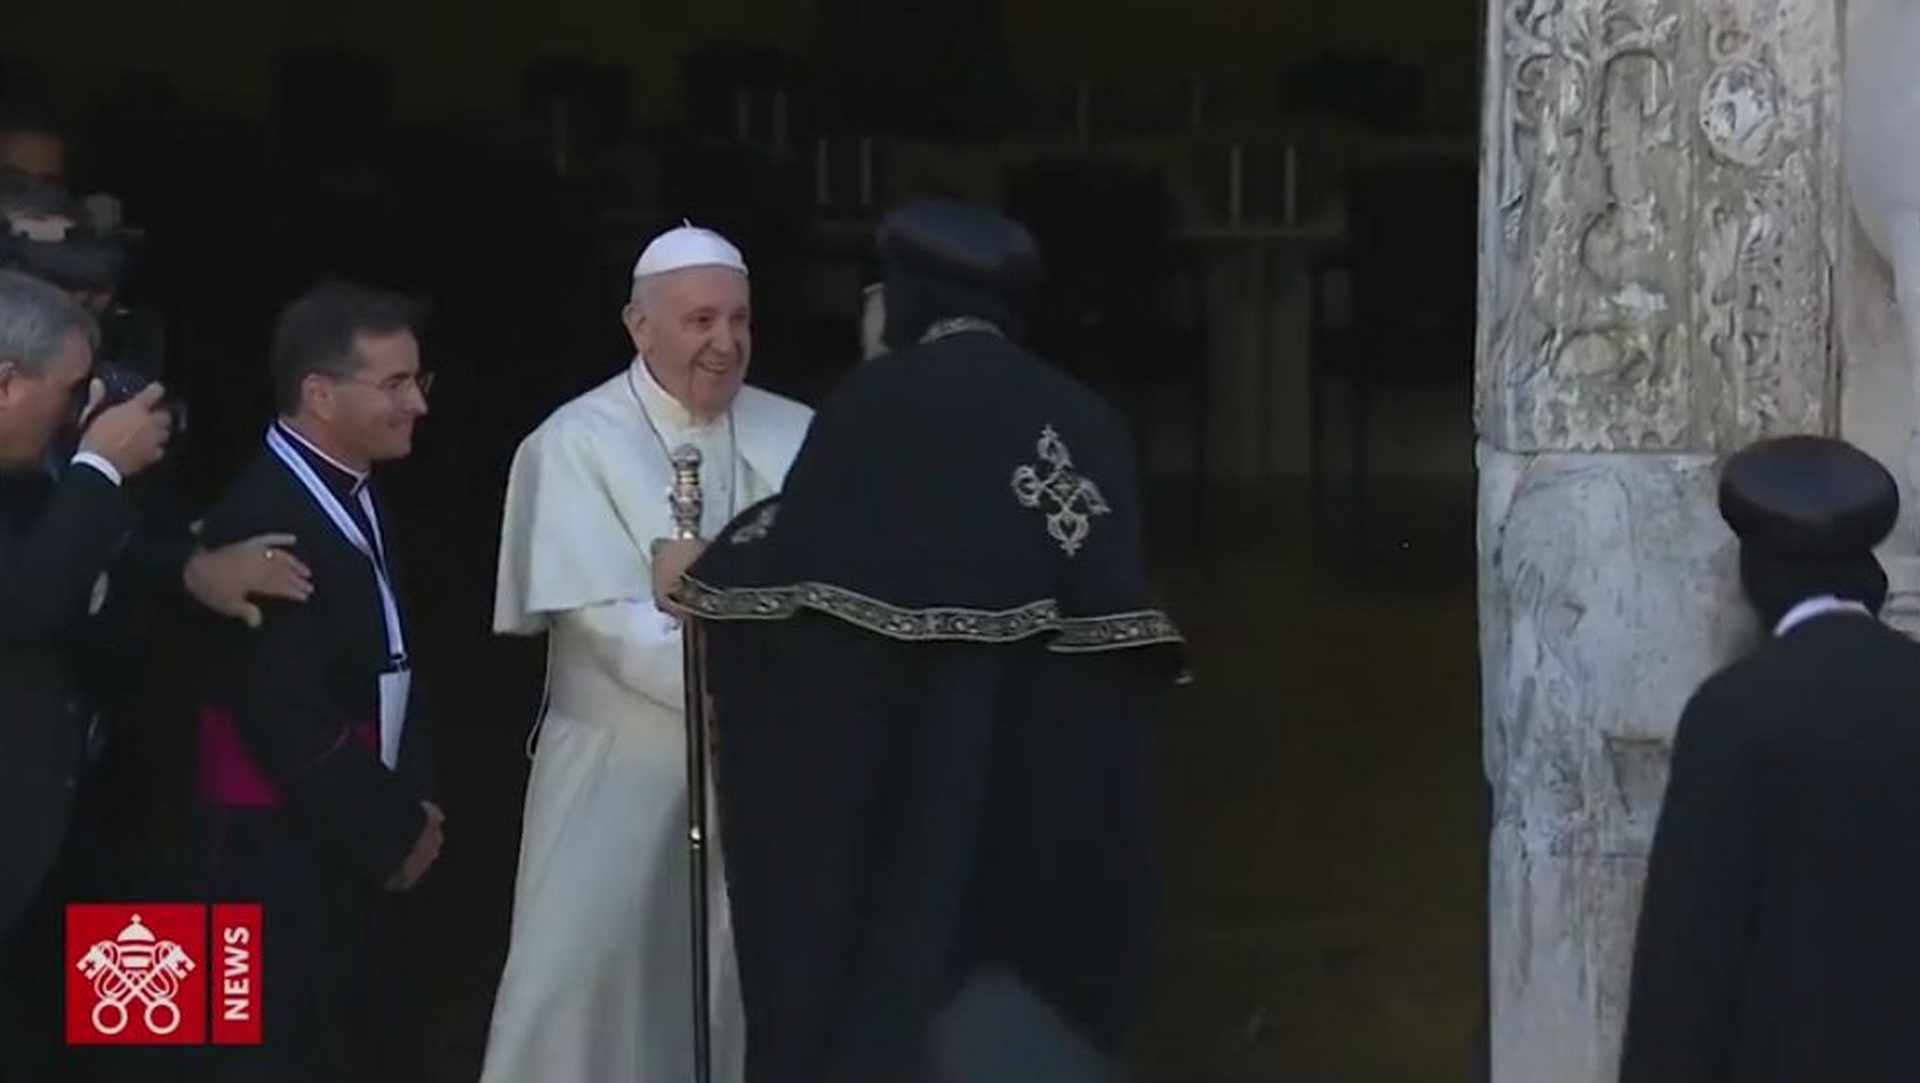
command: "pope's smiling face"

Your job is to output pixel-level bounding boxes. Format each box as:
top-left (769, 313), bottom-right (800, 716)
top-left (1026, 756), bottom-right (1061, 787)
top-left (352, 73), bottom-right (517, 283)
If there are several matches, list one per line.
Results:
top-left (624, 266), bottom-right (752, 422)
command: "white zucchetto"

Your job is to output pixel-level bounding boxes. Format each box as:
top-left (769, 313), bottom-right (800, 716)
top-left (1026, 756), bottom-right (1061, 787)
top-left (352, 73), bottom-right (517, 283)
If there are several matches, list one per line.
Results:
top-left (631, 222), bottom-right (749, 279)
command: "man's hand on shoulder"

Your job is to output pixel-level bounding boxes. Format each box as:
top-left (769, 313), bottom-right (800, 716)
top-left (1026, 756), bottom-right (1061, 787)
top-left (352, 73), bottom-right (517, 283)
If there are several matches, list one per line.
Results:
top-left (184, 533), bottom-right (313, 628)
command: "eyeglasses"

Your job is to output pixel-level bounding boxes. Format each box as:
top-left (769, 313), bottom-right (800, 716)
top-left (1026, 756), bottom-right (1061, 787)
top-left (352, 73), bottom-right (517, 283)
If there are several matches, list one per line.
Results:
top-left (336, 371), bottom-right (435, 399)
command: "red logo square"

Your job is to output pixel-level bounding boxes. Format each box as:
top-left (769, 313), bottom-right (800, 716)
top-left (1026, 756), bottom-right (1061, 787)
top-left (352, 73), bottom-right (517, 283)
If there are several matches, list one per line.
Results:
top-left (66, 904), bottom-right (208, 1045)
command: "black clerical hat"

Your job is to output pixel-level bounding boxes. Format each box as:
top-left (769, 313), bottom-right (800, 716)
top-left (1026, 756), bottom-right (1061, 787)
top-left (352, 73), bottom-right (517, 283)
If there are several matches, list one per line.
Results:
top-left (1718, 435), bottom-right (1898, 558)
top-left (876, 197), bottom-right (1042, 297)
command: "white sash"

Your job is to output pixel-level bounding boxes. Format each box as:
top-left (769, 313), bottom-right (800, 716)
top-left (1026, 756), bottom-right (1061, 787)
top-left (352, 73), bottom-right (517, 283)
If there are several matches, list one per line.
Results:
top-left (266, 425), bottom-right (411, 768)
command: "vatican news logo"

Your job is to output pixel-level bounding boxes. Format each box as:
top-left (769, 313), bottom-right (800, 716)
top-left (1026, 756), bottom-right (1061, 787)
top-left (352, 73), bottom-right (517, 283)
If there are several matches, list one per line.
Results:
top-left (65, 904), bottom-right (262, 1046)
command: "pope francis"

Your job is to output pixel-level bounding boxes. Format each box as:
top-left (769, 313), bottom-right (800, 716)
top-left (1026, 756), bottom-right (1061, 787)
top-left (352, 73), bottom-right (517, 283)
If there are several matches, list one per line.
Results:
top-left (482, 224), bottom-right (813, 1082)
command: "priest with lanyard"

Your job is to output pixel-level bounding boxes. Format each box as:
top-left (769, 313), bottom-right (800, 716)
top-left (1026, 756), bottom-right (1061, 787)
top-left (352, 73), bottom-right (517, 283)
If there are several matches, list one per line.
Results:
top-left (1621, 434), bottom-right (1920, 1082)
top-left (484, 223), bottom-right (813, 1083)
top-left (191, 279), bottom-right (443, 1082)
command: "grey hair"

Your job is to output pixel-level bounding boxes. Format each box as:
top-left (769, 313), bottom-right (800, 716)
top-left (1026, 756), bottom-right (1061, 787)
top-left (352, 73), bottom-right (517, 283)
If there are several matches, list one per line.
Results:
top-left (629, 272), bottom-right (663, 311)
top-left (0, 269), bottom-right (98, 373)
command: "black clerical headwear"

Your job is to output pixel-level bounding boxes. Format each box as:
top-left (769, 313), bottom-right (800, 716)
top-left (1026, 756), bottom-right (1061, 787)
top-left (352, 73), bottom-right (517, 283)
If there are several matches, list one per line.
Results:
top-left (875, 197), bottom-right (1041, 349)
top-left (1719, 435), bottom-right (1899, 627)
top-left (1718, 435), bottom-right (1898, 558)
top-left (877, 197), bottom-right (1041, 297)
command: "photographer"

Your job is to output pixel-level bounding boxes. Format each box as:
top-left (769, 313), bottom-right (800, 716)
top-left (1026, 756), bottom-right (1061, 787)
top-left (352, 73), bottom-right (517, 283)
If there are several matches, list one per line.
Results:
top-left (0, 267), bottom-right (312, 1080)
top-left (0, 268), bottom-right (169, 936)
top-left (3, 178), bottom-right (304, 606)
top-left (4, 178), bottom-right (315, 871)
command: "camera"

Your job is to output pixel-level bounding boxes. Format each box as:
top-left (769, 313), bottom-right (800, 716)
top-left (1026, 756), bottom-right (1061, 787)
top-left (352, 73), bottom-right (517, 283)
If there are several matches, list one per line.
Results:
top-left (41, 358), bottom-right (187, 477)
top-left (91, 358), bottom-right (187, 434)
top-left (0, 174), bottom-right (135, 300)
top-left (0, 225), bottom-right (129, 296)
top-left (1, 198), bottom-right (185, 440)
top-left (0, 237), bottom-right (188, 442)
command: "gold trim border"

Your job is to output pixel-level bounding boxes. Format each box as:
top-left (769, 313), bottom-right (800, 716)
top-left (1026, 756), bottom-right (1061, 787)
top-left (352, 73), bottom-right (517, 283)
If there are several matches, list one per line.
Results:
top-left (677, 576), bottom-right (1185, 654)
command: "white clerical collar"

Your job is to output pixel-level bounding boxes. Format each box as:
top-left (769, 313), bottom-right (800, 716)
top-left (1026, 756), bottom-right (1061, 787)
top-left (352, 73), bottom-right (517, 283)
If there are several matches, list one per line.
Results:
top-left (275, 419), bottom-right (369, 488)
top-left (1773, 594), bottom-right (1873, 638)
top-left (630, 355), bottom-right (725, 436)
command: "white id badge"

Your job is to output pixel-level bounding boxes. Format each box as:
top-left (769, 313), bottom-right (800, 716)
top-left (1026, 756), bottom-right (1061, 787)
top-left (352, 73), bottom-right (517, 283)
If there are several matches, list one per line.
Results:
top-left (378, 669), bottom-right (412, 769)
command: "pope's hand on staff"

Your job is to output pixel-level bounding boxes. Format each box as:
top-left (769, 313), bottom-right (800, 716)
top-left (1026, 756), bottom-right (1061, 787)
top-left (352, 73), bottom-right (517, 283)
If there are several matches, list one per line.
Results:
top-left (651, 538), bottom-right (708, 612)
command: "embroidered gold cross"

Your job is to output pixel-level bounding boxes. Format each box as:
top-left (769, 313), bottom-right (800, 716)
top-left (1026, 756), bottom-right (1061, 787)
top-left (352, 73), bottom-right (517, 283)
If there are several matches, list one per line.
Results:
top-left (1012, 426), bottom-right (1111, 556)
top-left (731, 502), bottom-right (779, 545)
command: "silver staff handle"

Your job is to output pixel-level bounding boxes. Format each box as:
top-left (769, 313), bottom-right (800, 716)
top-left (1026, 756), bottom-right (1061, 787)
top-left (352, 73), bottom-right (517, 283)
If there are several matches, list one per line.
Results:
top-left (668, 443), bottom-right (714, 1083)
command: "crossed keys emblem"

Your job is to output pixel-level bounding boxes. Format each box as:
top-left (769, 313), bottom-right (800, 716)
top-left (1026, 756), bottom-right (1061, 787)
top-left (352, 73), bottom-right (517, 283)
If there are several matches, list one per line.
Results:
top-left (1011, 426), bottom-right (1111, 557)
top-left (76, 915), bottom-right (197, 1036)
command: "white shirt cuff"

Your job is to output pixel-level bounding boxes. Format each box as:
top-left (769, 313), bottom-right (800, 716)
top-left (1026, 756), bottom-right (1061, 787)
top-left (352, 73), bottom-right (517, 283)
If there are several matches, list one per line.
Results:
top-left (70, 451), bottom-right (123, 487)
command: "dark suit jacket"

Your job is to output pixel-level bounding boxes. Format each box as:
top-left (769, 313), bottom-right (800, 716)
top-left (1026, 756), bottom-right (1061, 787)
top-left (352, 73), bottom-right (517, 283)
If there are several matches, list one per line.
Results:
top-left (1621, 612), bottom-right (1920, 1083)
top-left (0, 465), bottom-right (137, 932)
top-left (196, 445), bottom-right (433, 887)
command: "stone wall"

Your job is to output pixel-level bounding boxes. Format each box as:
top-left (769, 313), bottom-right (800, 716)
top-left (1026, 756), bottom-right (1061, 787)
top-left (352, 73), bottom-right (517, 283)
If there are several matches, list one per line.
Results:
top-left (1476, 0), bottom-right (1843, 1078)
top-left (1839, 0), bottom-right (1920, 635)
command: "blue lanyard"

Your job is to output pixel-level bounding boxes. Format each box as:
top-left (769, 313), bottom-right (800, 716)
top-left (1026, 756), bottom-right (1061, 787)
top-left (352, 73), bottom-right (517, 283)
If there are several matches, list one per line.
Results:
top-left (264, 426), bottom-right (407, 667)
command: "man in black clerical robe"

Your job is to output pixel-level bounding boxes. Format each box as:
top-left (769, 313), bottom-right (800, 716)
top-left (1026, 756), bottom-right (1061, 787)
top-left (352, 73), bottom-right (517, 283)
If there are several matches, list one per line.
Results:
top-left (677, 198), bottom-right (1183, 1083)
top-left (191, 281), bottom-right (442, 1082)
top-left (1620, 435), bottom-right (1920, 1082)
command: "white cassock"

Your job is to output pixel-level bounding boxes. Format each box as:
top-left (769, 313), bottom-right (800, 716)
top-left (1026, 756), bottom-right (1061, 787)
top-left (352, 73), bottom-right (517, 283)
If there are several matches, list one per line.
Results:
top-left (481, 358), bottom-right (812, 1083)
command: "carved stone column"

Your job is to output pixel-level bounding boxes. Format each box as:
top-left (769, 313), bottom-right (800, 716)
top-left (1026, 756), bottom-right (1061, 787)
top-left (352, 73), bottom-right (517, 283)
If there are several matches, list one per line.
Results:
top-left (1476, 1), bottom-right (1841, 1079)
top-left (1840, 0), bottom-right (1920, 636)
